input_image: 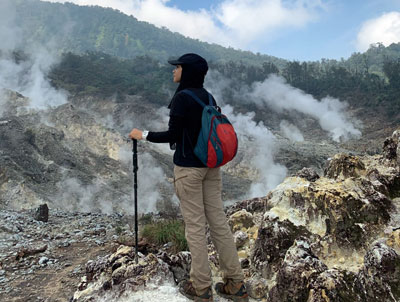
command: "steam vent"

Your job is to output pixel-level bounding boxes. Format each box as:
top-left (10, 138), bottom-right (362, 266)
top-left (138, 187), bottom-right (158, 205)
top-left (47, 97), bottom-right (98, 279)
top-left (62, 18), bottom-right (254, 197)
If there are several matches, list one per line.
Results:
top-left (63, 128), bottom-right (400, 302)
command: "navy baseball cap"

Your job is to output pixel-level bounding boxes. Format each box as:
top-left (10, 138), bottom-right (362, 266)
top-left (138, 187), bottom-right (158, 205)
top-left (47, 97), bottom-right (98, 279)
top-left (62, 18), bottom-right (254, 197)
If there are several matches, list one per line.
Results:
top-left (168, 53), bottom-right (208, 73)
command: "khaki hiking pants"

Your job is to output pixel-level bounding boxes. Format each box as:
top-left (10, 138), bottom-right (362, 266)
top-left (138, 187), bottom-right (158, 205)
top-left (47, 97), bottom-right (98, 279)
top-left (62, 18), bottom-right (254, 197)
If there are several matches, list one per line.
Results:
top-left (173, 165), bottom-right (243, 292)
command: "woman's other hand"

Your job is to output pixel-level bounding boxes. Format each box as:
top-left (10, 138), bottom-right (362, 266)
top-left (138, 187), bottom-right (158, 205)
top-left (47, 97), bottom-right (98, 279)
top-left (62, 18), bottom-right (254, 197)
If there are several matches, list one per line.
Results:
top-left (129, 128), bottom-right (143, 140)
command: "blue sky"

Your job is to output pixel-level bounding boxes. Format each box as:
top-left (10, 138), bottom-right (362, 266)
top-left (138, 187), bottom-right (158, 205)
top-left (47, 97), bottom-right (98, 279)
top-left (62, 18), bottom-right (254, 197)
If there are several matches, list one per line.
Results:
top-left (45, 0), bottom-right (400, 61)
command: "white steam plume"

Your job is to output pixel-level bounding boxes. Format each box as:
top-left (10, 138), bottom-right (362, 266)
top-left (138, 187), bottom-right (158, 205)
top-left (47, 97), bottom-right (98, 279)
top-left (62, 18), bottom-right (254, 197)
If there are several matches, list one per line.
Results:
top-left (248, 75), bottom-right (361, 142)
top-left (54, 177), bottom-right (114, 214)
top-left (0, 49), bottom-right (68, 111)
top-left (280, 120), bottom-right (304, 142)
top-left (119, 145), bottom-right (170, 214)
top-left (64, 96), bottom-right (174, 214)
top-left (147, 106), bottom-right (176, 156)
top-left (0, 0), bottom-right (67, 115)
top-left (206, 70), bottom-right (287, 198)
top-left (223, 106), bottom-right (287, 198)
top-left (206, 69), bottom-right (361, 197)
top-left (53, 146), bottom-right (170, 215)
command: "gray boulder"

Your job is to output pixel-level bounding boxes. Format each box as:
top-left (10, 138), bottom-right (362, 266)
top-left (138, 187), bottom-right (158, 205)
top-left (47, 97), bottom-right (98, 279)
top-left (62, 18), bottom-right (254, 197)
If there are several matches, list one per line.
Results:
top-left (33, 204), bottom-right (49, 222)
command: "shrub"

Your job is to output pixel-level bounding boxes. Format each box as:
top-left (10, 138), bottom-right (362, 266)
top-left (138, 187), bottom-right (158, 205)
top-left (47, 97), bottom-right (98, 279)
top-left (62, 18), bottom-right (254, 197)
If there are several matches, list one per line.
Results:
top-left (141, 219), bottom-right (188, 253)
top-left (139, 213), bottom-right (153, 225)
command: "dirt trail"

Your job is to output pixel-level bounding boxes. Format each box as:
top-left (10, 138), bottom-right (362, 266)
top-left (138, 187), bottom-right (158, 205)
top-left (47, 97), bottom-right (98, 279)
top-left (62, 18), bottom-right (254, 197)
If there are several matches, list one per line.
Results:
top-left (3, 242), bottom-right (116, 302)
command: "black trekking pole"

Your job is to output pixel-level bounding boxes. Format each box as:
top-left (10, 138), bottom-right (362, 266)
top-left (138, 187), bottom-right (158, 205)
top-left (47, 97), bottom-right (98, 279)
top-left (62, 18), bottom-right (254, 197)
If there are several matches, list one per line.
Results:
top-left (132, 139), bottom-right (139, 264)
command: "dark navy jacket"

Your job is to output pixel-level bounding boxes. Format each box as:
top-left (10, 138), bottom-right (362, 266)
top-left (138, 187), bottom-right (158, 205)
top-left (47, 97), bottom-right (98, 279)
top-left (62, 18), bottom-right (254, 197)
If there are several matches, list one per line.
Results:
top-left (147, 87), bottom-right (216, 167)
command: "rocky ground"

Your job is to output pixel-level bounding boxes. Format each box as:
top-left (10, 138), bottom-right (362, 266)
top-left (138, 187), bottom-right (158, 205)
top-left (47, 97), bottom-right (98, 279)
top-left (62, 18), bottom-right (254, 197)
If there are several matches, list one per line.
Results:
top-left (0, 208), bottom-right (143, 302)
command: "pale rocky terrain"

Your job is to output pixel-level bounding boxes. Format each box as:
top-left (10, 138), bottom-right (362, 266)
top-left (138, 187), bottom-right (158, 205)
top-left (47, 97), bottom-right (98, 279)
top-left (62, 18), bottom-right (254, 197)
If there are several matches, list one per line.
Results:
top-left (1, 90), bottom-right (400, 301)
top-left (0, 90), bottom-right (357, 212)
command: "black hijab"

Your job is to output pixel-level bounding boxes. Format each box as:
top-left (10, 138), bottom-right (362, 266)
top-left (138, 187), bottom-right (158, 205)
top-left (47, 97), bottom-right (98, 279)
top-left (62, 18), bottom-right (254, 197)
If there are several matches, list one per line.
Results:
top-left (168, 53), bottom-right (208, 108)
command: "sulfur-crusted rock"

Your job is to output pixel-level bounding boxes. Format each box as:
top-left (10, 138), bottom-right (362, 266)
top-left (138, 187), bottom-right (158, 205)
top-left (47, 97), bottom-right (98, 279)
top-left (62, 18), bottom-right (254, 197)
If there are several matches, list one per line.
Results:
top-left (324, 153), bottom-right (366, 179)
top-left (73, 251), bottom-right (173, 302)
top-left (295, 167), bottom-right (320, 182)
top-left (0, 90), bottom-right (31, 117)
top-left (245, 277), bottom-right (269, 299)
top-left (268, 239), bottom-right (328, 302)
top-left (394, 129), bottom-right (400, 166)
top-left (122, 253), bottom-right (172, 289)
top-left (367, 129), bottom-right (400, 197)
top-left (251, 215), bottom-right (312, 278)
top-left (226, 196), bottom-right (268, 216)
top-left (108, 245), bottom-right (135, 264)
top-left (387, 229), bottom-right (400, 251)
top-left (111, 264), bottom-right (127, 285)
top-left (383, 128), bottom-right (400, 164)
top-left (159, 251), bottom-right (191, 284)
top-left (307, 269), bottom-right (359, 302)
top-left (357, 242), bottom-right (400, 301)
top-left (365, 164), bottom-right (400, 199)
top-left (266, 175), bottom-right (391, 248)
top-left (383, 137), bottom-right (397, 161)
top-left (234, 231), bottom-right (249, 248)
top-left (228, 209), bottom-right (254, 232)
top-left (0, 95), bottom-right (166, 213)
top-left (85, 256), bottom-right (109, 284)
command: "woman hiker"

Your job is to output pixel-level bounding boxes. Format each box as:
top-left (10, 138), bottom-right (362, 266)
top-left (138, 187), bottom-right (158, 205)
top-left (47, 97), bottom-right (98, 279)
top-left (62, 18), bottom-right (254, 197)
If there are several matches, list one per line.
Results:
top-left (129, 53), bottom-right (248, 302)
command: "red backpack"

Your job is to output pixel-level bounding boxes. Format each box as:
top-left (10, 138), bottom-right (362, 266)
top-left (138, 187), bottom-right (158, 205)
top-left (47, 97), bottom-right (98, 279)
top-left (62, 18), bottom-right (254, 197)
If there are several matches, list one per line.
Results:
top-left (181, 90), bottom-right (238, 168)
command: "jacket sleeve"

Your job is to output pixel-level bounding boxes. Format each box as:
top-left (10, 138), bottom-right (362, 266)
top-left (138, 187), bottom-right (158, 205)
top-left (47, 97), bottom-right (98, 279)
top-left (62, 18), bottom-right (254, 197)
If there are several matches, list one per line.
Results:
top-left (146, 115), bottom-right (184, 144)
top-left (145, 93), bottom-right (186, 144)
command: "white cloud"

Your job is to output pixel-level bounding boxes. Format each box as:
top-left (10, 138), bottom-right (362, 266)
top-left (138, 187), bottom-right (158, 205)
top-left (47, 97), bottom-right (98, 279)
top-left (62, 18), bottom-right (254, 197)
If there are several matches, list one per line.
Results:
top-left (357, 11), bottom-right (400, 51)
top-left (130, 0), bottom-right (231, 45)
top-left (43, 0), bottom-right (325, 50)
top-left (215, 0), bottom-right (322, 45)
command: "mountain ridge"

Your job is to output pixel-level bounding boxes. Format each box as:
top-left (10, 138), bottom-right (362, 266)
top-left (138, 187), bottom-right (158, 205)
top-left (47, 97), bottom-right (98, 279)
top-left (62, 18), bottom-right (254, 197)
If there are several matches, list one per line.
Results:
top-left (7, 0), bottom-right (399, 76)
top-left (11, 0), bottom-right (285, 66)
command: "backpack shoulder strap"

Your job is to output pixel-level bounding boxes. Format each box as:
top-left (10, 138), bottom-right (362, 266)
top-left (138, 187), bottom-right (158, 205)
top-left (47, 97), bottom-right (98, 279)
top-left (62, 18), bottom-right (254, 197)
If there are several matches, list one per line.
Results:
top-left (207, 93), bottom-right (214, 106)
top-left (181, 89), bottom-right (213, 108)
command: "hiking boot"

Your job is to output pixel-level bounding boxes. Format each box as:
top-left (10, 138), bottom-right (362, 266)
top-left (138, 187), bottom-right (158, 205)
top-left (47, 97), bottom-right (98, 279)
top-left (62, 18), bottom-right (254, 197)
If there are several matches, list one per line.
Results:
top-left (179, 280), bottom-right (213, 302)
top-left (215, 278), bottom-right (249, 302)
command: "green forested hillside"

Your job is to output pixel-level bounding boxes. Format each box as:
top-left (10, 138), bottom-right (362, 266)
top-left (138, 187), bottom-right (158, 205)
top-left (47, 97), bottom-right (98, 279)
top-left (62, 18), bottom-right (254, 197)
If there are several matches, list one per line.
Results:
top-left (13, 0), bottom-right (400, 75)
top-left (346, 43), bottom-right (400, 75)
top-left (13, 0), bottom-right (284, 66)
top-left (211, 57), bottom-right (400, 120)
top-left (50, 52), bottom-right (173, 103)
top-left (48, 51), bottom-right (400, 122)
